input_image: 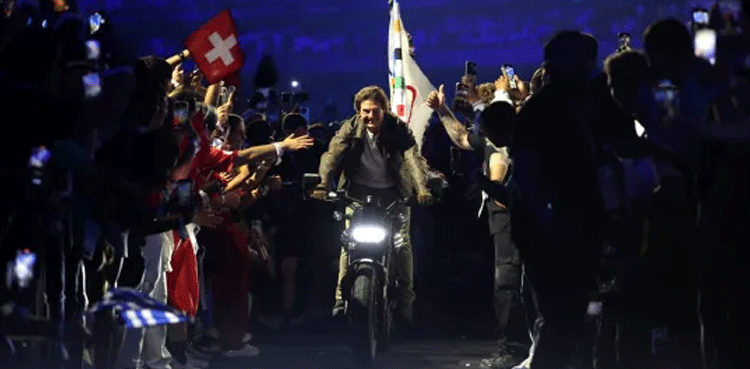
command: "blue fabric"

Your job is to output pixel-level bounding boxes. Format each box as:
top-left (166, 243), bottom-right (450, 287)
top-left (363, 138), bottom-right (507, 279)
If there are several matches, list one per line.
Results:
top-left (87, 288), bottom-right (192, 329)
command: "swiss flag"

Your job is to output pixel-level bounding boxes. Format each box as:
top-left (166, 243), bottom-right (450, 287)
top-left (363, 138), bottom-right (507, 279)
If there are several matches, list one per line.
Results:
top-left (185, 10), bottom-right (245, 85)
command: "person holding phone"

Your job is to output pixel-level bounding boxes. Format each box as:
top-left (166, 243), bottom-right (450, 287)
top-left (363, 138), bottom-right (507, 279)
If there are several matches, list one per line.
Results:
top-left (427, 75), bottom-right (531, 368)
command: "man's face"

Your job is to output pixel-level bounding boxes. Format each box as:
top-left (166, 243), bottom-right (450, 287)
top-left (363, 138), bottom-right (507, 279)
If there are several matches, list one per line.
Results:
top-left (359, 99), bottom-right (384, 134)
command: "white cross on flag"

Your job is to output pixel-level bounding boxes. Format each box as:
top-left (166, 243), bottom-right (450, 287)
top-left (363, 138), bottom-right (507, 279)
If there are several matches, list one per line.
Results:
top-left (185, 9), bottom-right (245, 85)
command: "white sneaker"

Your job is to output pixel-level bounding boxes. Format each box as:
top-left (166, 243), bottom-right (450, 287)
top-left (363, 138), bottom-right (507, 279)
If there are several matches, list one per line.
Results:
top-left (221, 344), bottom-right (260, 358)
top-left (512, 356), bottom-right (531, 369)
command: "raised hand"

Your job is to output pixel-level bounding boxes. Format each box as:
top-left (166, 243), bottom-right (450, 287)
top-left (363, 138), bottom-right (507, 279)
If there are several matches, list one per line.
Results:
top-left (427, 84), bottom-right (446, 110)
top-left (495, 70), bottom-right (510, 92)
top-left (172, 64), bottom-right (185, 88)
top-left (281, 134), bottom-right (314, 151)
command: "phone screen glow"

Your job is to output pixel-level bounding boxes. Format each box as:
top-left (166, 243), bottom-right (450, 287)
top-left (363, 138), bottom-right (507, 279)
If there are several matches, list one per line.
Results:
top-left (694, 29), bottom-right (717, 65)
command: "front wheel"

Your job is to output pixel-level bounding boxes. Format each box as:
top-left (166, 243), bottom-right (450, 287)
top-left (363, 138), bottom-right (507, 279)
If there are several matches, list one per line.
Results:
top-left (348, 271), bottom-right (378, 367)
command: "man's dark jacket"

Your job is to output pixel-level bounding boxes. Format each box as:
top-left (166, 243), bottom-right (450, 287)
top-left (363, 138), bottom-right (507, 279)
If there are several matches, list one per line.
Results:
top-left (318, 112), bottom-right (430, 198)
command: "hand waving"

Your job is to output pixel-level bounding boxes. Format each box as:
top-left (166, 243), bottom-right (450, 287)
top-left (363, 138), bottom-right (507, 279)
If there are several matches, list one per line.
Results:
top-left (281, 134), bottom-right (314, 151)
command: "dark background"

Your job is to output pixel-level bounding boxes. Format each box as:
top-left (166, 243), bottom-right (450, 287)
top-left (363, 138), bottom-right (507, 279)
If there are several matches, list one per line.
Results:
top-left (80, 0), bottom-right (711, 121)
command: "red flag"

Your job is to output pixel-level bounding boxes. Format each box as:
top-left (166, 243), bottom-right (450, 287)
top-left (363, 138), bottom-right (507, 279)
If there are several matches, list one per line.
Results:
top-left (185, 10), bottom-right (245, 85)
top-left (222, 71), bottom-right (242, 89)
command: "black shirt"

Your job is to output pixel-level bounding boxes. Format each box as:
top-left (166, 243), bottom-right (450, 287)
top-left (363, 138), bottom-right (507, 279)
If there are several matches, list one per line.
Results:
top-left (512, 83), bottom-right (603, 219)
top-left (468, 133), bottom-right (512, 233)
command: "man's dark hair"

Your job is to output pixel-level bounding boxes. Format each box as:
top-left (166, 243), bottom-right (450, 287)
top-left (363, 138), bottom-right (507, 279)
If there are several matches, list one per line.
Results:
top-left (480, 101), bottom-right (516, 146)
top-left (246, 118), bottom-right (273, 146)
top-left (125, 56), bottom-right (171, 127)
top-left (643, 19), bottom-right (693, 66)
top-left (134, 56), bottom-right (171, 94)
top-left (282, 113), bottom-right (308, 132)
top-left (353, 85), bottom-right (389, 112)
top-left (543, 30), bottom-right (598, 83)
top-left (604, 50), bottom-right (649, 82)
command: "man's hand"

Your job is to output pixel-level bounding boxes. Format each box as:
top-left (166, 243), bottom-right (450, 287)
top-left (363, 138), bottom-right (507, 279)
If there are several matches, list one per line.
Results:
top-left (515, 75), bottom-right (530, 100)
top-left (281, 134), bottom-right (314, 151)
top-left (311, 186), bottom-right (329, 201)
top-left (192, 208), bottom-right (223, 228)
top-left (190, 70), bottom-right (204, 89)
top-left (216, 98), bottom-right (233, 127)
top-left (219, 171), bottom-right (234, 183)
top-left (172, 64), bottom-right (185, 88)
top-left (495, 72), bottom-right (510, 92)
top-left (427, 84), bottom-right (447, 111)
top-left (417, 190), bottom-right (434, 206)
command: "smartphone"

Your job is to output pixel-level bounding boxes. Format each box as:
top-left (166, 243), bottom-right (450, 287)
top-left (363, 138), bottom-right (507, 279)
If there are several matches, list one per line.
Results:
top-left (694, 28), bottom-right (717, 65)
top-left (465, 61), bottom-right (477, 85)
top-left (653, 79), bottom-right (680, 122)
top-left (465, 61), bottom-right (477, 76)
top-left (455, 82), bottom-right (469, 98)
top-left (85, 39), bottom-right (101, 60)
top-left (618, 32), bottom-right (632, 51)
top-left (173, 101), bottom-right (190, 123)
top-left (176, 180), bottom-right (194, 208)
top-left (12, 249), bottom-right (37, 289)
top-left (692, 8), bottom-right (709, 26)
top-left (89, 12), bottom-right (105, 35)
top-left (28, 146), bottom-right (52, 169)
top-left (503, 64), bottom-right (517, 89)
top-left (82, 72), bottom-right (102, 99)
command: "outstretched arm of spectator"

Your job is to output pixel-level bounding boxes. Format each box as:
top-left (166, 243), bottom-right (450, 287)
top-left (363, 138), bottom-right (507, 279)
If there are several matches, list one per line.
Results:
top-left (234, 134), bottom-right (314, 166)
top-left (222, 164), bottom-right (251, 193)
top-left (426, 84), bottom-right (472, 150)
top-left (204, 83), bottom-right (221, 107)
top-left (167, 49), bottom-right (191, 68)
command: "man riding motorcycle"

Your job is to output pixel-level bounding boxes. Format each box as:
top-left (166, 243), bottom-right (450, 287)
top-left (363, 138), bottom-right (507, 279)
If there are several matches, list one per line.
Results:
top-left (311, 85), bottom-right (433, 325)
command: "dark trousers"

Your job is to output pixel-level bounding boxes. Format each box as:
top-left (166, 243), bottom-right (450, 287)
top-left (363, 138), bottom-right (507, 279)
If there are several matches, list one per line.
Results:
top-left (519, 213), bottom-right (600, 369)
top-left (490, 210), bottom-right (531, 354)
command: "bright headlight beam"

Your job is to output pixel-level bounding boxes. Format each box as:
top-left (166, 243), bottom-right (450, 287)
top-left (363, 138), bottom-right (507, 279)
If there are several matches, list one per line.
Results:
top-left (350, 226), bottom-right (387, 244)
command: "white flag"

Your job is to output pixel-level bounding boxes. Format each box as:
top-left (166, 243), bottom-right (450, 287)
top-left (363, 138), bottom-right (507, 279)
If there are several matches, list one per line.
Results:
top-left (388, 0), bottom-right (436, 149)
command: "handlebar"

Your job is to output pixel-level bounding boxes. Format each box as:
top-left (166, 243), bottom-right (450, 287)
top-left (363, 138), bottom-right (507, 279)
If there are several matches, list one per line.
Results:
top-left (323, 190), bottom-right (415, 211)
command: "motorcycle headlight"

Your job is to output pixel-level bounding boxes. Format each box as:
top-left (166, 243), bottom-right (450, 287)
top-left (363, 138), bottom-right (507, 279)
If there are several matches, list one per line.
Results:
top-left (350, 225), bottom-right (387, 244)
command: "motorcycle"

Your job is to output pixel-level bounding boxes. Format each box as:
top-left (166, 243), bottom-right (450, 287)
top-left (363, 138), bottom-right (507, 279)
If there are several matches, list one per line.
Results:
top-left (303, 174), bottom-right (445, 367)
